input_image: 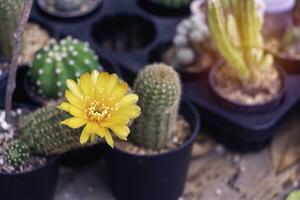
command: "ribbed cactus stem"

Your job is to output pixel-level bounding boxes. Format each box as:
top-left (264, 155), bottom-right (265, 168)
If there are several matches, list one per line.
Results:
top-left (4, 105), bottom-right (95, 167)
top-left (30, 36), bottom-right (102, 99)
top-left (208, 0), bottom-right (250, 81)
top-left (131, 63), bottom-right (181, 149)
top-left (0, 0), bottom-right (24, 58)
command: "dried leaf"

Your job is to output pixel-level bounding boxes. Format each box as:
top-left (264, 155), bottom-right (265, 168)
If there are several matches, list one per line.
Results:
top-left (270, 109), bottom-right (300, 174)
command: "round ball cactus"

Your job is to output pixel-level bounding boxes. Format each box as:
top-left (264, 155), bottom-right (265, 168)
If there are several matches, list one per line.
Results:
top-left (30, 36), bottom-right (102, 99)
top-left (131, 63), bottom-right (181, 149)
top-left (54, 0), bottom-right (83, 11)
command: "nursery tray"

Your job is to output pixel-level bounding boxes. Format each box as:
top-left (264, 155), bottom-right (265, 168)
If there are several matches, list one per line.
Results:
top-left (30, 0), bottom-right (297, 151)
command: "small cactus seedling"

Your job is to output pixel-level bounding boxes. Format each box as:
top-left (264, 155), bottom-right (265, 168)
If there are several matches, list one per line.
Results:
top-left (4, 105), bottom-right (93, 167)
top-left (131, 63), bottom-right (181, 149)
top-left (208, 0), bottom-right (272, 83)
top-left (0, 0), bottom-right (24, 58)
top-left (30, 36), bottom-right (102, 99)
top-left (55, 0), bottom-right (84, 11)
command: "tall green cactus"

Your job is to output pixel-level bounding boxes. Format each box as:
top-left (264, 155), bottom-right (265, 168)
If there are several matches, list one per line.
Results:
top-left (208, 0), bottom-right (273, 83)
top-left (130, 63), bottom-right (181, 149)
top-left (0, 0), bottom-right (24, 58)
top-left (30, 36), bottom-right (102, 99)
top-left (4, 105), bottom-right (93, 167)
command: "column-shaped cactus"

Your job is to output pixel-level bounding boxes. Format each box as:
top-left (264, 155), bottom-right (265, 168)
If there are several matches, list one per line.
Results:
top-left (30, 36), bottom-right (102, 99)
top-left (0, 0), bottom-right (24, 58)
top-left (4, 105), bottom-right (94, 167)
top-left (130, 63), bottom-right (181, 149)
top-left (208, 0), bottom-right (272, 83)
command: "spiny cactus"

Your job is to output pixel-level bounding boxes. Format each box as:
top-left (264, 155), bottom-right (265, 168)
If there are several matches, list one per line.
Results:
top-left (156, 0), bottom-right (191, 8)
top-left (130, 63), bottom-right (181, 149)
top-left (4, 141), bottom-right (30, 168)
top-left (55, 0), bottom-right (84, 11)
top-left (208, 0), bottom-right (272, 83)
top-left (4, 105), bottom-right (94, 167)
top-left (30, 36), bottom-right (102, 99)
top-left (0, 0), bottom-right (24, 58)
top-left (172, 14), bottom-right (209, 67)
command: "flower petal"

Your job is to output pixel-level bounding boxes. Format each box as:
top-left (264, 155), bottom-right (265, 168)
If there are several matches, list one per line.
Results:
top-left (65, 90), bottom-right (83, 109)
top-left (57, 102), bottom-right (83, 117)
top-left (117, 94), bottom-right (139, 107)
top-left (91, 70), bottom-right (99, 85)
top-left (95, 72), bottom-right (109, 99)
top-left (61, 117), bottom-right (87, 129)
top-left (111, 126), bottom-right (130, 140)
top-left (80, 125), bottom-right (91, 144)
top-left (101, 116), bottom-right (130, 127)
top-left (105, 132), bottom-right (114, 148)
top-left (79, 73), bottom-right (92, 97)
top-left (67, 79), bottom-right (83, 99)
top-left (114, 105), bottom-right (141, 119)
top-left (109, 82), bottom-right (128, 104)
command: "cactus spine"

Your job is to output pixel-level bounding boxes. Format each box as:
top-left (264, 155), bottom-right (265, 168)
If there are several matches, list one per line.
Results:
top-left (130, 63), bottom-right (181, 149)
top-left (4, 105), bottom-right (91, 167)
top-left (30, 36), bottom-right (102, 99)
top-left (0, 0), bottom-right (24, 58)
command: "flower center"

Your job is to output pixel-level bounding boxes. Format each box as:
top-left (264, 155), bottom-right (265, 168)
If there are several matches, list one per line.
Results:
top-left (85, 101), bottom-right (112, 123)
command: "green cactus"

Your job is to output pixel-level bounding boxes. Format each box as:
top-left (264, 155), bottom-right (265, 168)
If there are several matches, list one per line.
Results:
top-left (130, 63), bottom-right (181, 149)
top-left (208, 0), bottom-right (273, 83)
top-left (30, 36), bottom-right (102, 99)
top-left (0, 0), bottom-right (24, 58)
top-left (157, 0), bottom-right (191, 8)
top-left (4, 105), bottom-right (93, 167)
top-left (4, 141), bottom-right (30, 168)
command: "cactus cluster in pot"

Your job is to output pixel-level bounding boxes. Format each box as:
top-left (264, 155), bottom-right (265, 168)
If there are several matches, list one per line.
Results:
top-left (30, 36), bottom-right (102, 99)
top-left (130, 63), bottom-right (181, 149)
top-left (207, 0), bottom-right (282, 105)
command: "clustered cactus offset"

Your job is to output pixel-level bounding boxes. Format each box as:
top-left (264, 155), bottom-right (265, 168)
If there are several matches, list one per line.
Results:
top-left (208, 0), bottom-right (272, 83)
top-left (0, 0), bottom-right (24, 58)
top-left (4, 105), bottom-right (91, 167)
top-left (172, 14), bottom-right (210, 68)
top-left (30, 36), bottom-right (102, 99)
top-left (130, 63), bottom-right (181, 149)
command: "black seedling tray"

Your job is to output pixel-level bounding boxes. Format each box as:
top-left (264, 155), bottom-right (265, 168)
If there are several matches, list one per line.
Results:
top-left (30, 0), bottom-right (298, 151)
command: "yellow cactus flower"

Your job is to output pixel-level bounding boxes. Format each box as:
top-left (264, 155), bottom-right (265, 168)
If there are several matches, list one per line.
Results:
top-left (57, 70), bottom-right (141, 148)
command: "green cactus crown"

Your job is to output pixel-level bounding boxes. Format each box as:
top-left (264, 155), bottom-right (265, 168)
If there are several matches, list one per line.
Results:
top-left (208, 0), bottom-right (273, 83)
top-left (30, 36), bottom-right (102, 99)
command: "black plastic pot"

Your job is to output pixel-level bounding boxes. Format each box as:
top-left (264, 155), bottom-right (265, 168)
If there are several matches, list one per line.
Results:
top-left (61, 143), bottom-right (109, 167)
top-left (149, 41), bottom-right (219, 82)
top-left (138, 0), bottom-right (191, 16)
top-left (209, 63), bottom-right (286, 113)
top-left (106, 101), bottom-right (200, 200)
top-left (0, 157), bottom-right (60, 200)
